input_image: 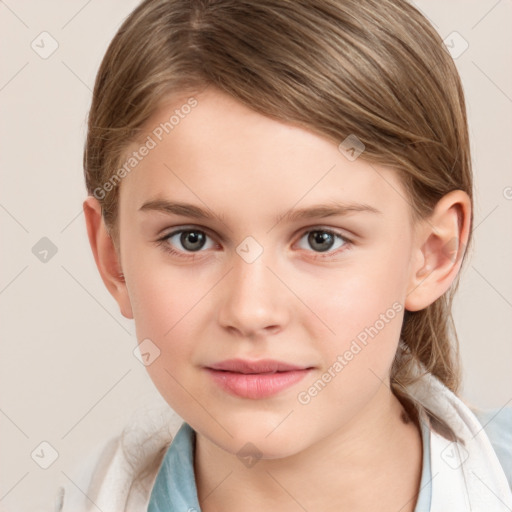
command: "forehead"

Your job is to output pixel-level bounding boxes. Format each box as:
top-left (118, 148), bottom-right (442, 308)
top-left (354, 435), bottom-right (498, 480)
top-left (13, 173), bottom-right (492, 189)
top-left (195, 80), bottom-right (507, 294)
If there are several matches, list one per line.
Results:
top-left (119, 88), bottom-right (411, 224)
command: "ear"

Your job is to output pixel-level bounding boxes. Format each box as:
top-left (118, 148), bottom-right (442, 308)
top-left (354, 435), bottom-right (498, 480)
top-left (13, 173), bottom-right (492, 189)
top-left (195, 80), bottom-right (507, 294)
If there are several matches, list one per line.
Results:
top-left (83, 196), bottom-right (133, 319)
top-left (405, 189), bottom-right (471, 312)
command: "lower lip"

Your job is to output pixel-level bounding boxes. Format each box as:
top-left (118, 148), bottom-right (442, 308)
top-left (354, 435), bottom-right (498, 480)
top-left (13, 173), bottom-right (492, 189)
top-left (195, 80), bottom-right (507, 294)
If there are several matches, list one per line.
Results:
top-left (205, 368), bottom-right (312, 399)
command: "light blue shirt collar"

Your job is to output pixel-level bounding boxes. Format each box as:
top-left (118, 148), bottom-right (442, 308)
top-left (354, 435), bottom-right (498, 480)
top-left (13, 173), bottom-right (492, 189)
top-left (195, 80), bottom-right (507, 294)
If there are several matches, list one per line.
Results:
top-left (147, 422), bottom-right (201, 512)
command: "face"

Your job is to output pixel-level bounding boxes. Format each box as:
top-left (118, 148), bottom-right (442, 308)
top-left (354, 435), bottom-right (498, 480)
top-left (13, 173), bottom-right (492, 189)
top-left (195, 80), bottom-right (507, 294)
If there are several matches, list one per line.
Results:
top-left (116, 87), bottom-right (419, 458)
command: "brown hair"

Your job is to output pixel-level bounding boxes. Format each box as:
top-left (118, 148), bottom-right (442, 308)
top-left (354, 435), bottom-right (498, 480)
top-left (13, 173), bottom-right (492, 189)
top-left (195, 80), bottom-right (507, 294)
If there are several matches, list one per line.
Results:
top-left (84, 0), bottom-right (473, 406)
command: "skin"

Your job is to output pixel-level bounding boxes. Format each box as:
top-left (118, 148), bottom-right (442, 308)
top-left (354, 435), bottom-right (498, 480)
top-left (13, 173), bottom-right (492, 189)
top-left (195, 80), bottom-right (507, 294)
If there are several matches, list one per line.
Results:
top-left (84, 86), bottom-right (471, 511)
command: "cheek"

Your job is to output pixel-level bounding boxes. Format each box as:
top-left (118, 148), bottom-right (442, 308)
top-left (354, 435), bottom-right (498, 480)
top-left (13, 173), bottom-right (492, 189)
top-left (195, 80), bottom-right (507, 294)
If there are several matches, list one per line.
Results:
top-left (122, 247), bottom-right (194, 351)
top-left (296, 276), bottom-right (404, 420)
top-left (127, 269), bottom-right (208, 415)
top-left (124, 238), bottom-right (205, 340)
top-left (300, 259), bottom-right (406, 340)
top-left (295, 254), bottom-right (407, 384)
top-left (128, 271), bottom-right (206, 368)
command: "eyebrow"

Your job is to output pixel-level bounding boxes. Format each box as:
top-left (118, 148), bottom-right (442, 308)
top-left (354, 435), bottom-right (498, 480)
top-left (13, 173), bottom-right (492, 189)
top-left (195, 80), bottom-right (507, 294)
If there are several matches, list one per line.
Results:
top-left (139, 199), bottom-right (382, 224)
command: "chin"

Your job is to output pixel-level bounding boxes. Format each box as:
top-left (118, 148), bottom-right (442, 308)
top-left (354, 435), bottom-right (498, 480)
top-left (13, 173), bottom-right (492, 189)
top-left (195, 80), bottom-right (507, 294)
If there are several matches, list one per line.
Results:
top-left (208, 422), bottom-right (308, 461)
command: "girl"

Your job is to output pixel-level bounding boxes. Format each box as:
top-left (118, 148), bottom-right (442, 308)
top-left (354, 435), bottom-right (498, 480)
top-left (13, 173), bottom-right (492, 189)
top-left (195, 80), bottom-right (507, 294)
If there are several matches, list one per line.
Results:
top-left (60, 0), bottom-right (512, 510)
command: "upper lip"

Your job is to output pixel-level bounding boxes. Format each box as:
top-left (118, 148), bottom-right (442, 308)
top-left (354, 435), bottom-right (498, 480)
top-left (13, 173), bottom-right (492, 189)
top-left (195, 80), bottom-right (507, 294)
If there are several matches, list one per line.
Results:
top-left (206, 358), bottom-right (311, 374)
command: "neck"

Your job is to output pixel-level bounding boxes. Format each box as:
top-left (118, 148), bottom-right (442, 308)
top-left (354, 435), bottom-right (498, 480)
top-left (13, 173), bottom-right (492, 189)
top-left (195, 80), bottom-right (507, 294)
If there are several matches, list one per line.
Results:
top-left (194, 383), bottom-right (423, 512)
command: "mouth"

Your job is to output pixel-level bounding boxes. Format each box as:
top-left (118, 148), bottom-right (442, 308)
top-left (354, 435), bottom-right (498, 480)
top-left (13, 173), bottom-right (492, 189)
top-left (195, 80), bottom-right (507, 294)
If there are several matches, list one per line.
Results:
top-left (204, 359), bottom-right (314, 399)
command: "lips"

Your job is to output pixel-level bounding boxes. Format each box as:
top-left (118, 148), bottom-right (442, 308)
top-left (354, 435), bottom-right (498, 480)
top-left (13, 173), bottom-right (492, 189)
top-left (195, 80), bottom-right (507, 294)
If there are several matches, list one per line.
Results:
top-left (207, 358), bottom-right (309, 374)
top-left (205, 358), bottom-right (313, 399)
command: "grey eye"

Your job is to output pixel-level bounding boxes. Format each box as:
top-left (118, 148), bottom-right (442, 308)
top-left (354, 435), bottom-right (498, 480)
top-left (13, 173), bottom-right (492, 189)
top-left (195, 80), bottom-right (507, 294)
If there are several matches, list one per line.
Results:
top-left (308, 231), bottom-right (335, 252)
top-left (164, 229), bottom-right (214, 252)
top-left (179, 231), bottom-right (207, 251)
top-left (296, 230), bottom-right (347, 253)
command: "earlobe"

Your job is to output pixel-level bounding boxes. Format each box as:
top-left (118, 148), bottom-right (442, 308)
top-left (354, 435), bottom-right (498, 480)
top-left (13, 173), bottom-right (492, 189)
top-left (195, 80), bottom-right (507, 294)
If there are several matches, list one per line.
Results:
top-left (404, 190), bottom-right (471, 312)
top-left (83, 196), bottom-right (134, 319)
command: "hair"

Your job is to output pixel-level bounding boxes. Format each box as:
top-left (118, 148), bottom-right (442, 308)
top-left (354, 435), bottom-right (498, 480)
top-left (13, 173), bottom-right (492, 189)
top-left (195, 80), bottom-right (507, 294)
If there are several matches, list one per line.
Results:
top-left (84, 0), bottom-right (474, 424)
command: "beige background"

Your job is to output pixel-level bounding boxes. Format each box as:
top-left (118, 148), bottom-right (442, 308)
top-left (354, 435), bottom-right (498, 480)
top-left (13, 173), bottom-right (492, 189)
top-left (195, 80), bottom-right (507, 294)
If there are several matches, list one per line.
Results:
top-left (0, 1), bottom-right (511, 510)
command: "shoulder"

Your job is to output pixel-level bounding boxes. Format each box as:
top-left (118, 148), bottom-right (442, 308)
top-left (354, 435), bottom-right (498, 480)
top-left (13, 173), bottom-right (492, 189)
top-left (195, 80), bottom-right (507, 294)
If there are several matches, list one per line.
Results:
top-left (56, 406), bottom-right (182, 512)
top-left (470, 405), bottom-right (512, 490)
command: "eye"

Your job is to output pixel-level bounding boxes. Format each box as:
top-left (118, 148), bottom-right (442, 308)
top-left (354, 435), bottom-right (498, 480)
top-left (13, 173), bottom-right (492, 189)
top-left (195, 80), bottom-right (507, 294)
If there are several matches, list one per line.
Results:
top-left (296, 228), bottom-right (351, 257)
top-left (157, 228), bottom-right (216, 258)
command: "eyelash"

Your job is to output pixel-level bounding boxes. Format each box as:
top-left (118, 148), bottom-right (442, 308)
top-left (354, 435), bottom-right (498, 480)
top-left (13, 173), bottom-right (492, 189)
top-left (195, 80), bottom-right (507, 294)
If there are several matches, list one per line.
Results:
top-left (155, 226), bottom-right (353, 261)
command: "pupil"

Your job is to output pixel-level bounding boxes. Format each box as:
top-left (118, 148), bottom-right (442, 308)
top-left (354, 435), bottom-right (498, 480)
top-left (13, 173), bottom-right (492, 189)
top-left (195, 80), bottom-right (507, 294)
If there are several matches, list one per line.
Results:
top-left (309, 231), bottom-right (333, 252)
top-left (182, 231), bottom-right (205, 251)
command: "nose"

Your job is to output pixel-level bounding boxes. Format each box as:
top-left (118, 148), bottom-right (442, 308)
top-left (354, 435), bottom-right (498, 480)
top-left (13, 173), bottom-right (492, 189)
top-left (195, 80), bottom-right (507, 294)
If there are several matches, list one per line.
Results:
top-left (217, 249), bottom-right (290, 339)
